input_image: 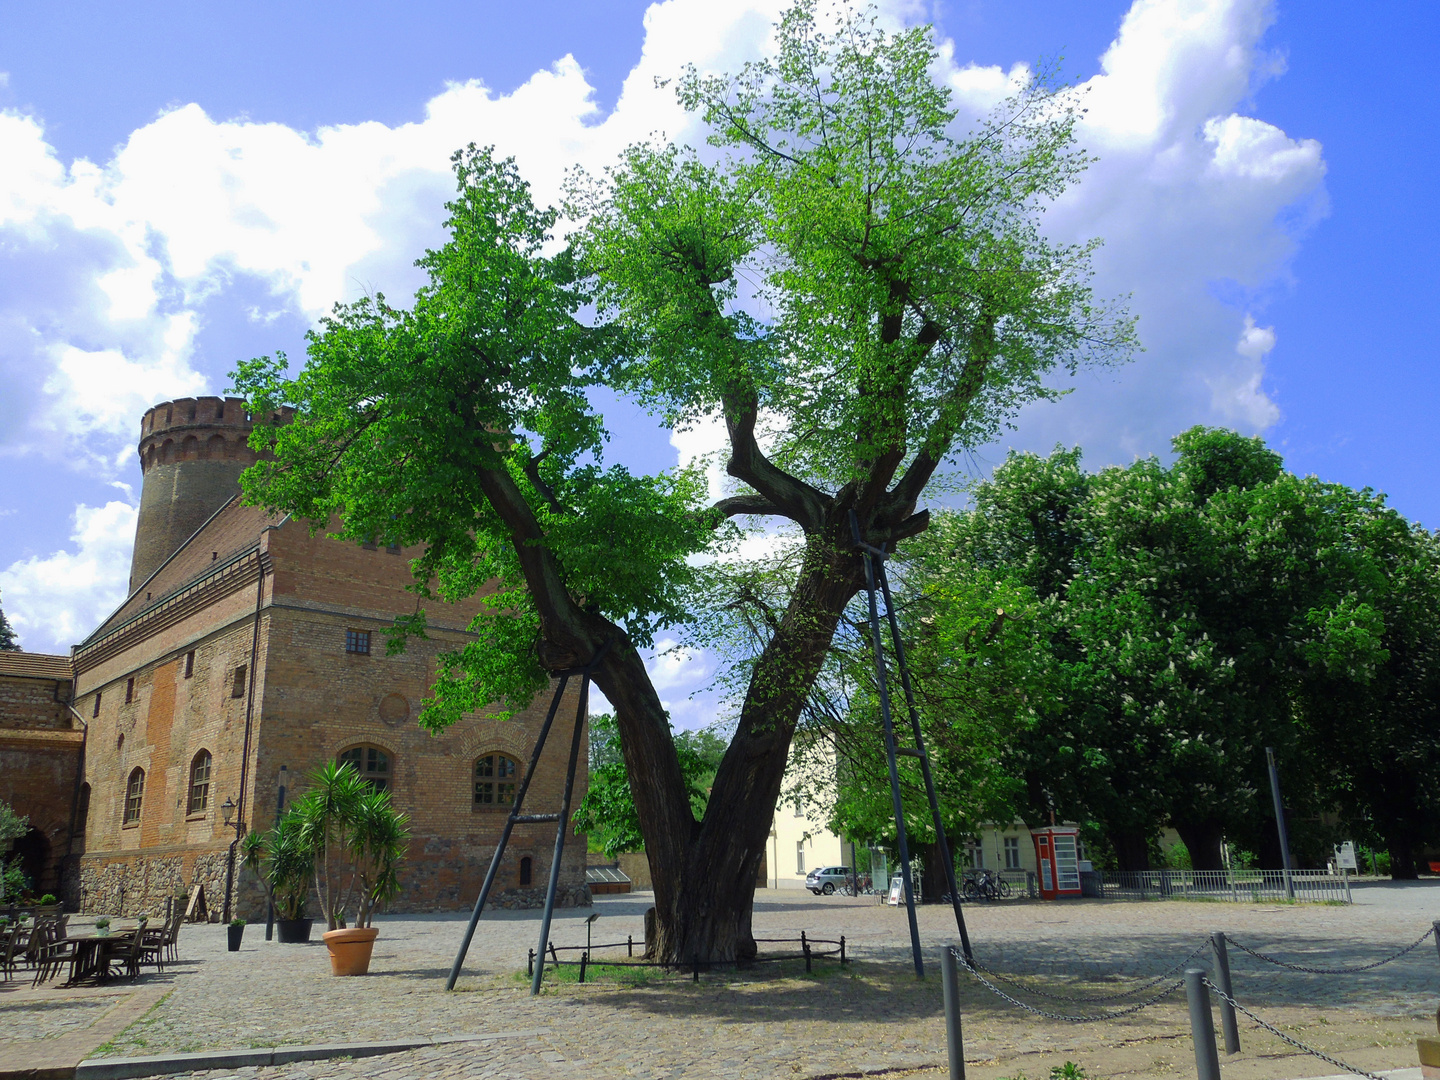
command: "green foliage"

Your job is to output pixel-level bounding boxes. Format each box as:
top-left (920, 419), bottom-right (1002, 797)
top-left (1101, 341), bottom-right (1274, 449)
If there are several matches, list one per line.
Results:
top-left (242, 816), bottom-right (315, 921)
top-left (804, 531), bottom-right (1040, 852)
top-left (574, 713), bottom-right (725, 857)
top-left (286, 761), bottom-right (411, 930)
top-left (1050, 1063), bottom-right (1089, 1080)
top-left (0, 593), bottom-right (18, 651)
top-left (0, 800), bottom-right (28, 845)
top-left (940, 426), bottom-right (1440, 873)
top-left (234, 146), bottom-right (718, 733)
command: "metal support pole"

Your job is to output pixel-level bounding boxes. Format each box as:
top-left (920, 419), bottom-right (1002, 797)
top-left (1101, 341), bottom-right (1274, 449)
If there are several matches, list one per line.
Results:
top-left (1265, 747), bottom-right (1295, 900)
top-left (852, 512), bottom-right (924, 978)
top-left (1433, 920), bottom-right (1440, 968)
top-left (1210, 932), bottom-right (1240, 1054)
top-left (1185, 969), bottom-right (1222, 1080)
top-left (876, 557), bottom-right (973, 962)
top-left (265, 766), bottom-right (287, 943)
top-left (446, 674), bottom-right (570, 990)
top-left (531, 673), bottom-right (591, 996)
top-left (941, 946), bottom-right (966, 1080)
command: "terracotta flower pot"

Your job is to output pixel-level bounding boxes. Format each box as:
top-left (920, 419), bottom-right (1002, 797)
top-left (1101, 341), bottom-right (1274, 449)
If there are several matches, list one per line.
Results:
top-left (322, 926), bottom-right (378, 975)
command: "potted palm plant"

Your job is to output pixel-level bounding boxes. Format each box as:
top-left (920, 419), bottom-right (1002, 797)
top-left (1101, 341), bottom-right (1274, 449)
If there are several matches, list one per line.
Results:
top-left (242, 815), bottom-right (316, 943)
top-left (293, 761), bottom-right (409, 976)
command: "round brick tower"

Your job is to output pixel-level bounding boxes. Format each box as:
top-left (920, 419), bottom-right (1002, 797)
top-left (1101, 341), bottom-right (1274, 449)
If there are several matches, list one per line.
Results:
top-left (129, 397), bottom-right (264, 594)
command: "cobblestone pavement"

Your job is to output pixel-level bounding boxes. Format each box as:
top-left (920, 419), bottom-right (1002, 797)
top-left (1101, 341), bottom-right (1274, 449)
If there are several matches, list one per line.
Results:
top-left (2, 881), bottom-right (1437, 1080)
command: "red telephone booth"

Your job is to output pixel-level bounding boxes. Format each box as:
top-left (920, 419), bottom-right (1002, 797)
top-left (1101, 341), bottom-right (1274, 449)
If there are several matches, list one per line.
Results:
top-left (1031, 826), bottom-right (1083, 899)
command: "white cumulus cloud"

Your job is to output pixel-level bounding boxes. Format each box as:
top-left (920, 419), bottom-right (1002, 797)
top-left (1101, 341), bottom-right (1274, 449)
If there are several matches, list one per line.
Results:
top-left (0, 501), bottom-right (137, 650)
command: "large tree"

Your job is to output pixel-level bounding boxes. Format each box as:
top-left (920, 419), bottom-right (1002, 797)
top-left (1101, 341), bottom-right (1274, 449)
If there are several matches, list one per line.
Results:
top-left (233, 2), bottom-right (1131, 961)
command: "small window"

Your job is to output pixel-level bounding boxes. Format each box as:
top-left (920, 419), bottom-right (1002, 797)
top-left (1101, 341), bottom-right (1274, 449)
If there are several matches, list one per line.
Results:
top-left (92, 693), bottom-right (101, 718)
top-left (520, 856), bottom-right (533, 886)
top-left (184, 651), bottom-right (195, 678)
top-left (385, 543), bottom-right (402, 554)
top-left (125, 677), bottom-right (135, 704)
top-left (1004, 836), bottom-right (1021, 870)
top-left (796, 841), bottom-right (806, 874)
top-left (188, 750), bottom-right (212, 814)
top-left (345, 630), bottom-right (371, 655)
top-left (474, 754), bottom-right (519, 806)
top-left (339, 745), bottom-right (391, 792)
top-left (124, 767), bottom-right (146, 824)
top-left (231, 665), bottom-right (247, 698)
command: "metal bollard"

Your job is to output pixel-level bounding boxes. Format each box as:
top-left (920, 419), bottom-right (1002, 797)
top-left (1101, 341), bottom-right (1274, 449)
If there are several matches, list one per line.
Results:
top-left (941, 946), bottom-right (966, 1080)
top-left (840, 935), bottom-right (847, 965)
top-left (693, 953), bottom-right (700, 982)
top-left (1210, 933), bottom-right (1240, 1054)
top-left (579, 951), bottom-right (588, 984)
top-left (528, 948), bottom-right (534, 977)
top-left (628, 933), bottom-right (633, 958)
top-left (1433, 921), bottom-right (1440, 968)
top-left (1184, 969), bottom-right (1222, 1080)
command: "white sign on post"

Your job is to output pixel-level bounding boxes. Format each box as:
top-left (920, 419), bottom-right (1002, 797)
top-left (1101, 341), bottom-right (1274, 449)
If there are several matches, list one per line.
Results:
top-left (1336, 841), bottom-right (1358, 870)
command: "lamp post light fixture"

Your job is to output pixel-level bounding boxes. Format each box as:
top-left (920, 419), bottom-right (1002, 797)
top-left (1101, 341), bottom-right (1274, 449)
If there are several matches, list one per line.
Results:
top-left (586, 912), bottom-right (599, 956)
top-left (220, 796), bottom-right (245, 923)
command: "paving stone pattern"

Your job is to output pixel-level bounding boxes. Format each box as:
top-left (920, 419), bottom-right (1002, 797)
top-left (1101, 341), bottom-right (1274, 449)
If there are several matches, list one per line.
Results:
top-left (5, 883), bottom-right (1439, 1080)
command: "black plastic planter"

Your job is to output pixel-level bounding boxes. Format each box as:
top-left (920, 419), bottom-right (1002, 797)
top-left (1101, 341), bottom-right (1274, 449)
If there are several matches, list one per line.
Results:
top-left (227, 924), bottom-right (244, 951)
top-left (276, 918), bottom-right (314, 943)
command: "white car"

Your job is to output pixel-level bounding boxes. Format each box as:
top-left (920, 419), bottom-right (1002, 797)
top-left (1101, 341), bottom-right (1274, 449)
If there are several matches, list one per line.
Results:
top-left (805, 866), bottom-right (853, 895)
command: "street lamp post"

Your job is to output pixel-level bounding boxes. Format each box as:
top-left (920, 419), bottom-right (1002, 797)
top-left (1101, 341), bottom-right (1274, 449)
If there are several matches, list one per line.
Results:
top-left (221, 797), bottom-right (245, 923)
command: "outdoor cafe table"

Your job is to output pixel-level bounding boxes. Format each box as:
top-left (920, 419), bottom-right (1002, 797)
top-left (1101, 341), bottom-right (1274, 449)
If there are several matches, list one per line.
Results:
top-left (63, 931), bottom-right (136, 986)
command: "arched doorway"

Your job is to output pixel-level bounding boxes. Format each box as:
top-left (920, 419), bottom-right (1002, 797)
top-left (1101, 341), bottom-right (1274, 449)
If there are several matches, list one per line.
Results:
top-left (13, 827), bottom-right (53, 897)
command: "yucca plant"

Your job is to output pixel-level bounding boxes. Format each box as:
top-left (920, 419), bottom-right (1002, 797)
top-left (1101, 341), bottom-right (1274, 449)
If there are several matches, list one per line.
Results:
top-left (292, 761), bottom-right (410, 930)
top-left (242, 813), bottom-right (315, 921)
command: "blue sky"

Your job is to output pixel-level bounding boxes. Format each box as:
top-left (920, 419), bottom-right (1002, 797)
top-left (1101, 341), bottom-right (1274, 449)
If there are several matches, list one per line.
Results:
top-left (0, 1), bottom-right (1435, 728)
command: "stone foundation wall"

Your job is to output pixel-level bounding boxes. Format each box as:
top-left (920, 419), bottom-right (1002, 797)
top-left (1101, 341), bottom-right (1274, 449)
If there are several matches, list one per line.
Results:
top-left (78, 848), bottom-right (239, 919)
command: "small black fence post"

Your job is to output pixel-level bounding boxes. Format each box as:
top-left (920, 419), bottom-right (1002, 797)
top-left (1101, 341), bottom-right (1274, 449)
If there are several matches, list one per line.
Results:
top-left (579, 951), bottom-right (588, 984)
top-left (528, 948), bottom-right (534, 977)
top-left (1433, 921), bottom-right (1440, 969)
top-left (1210, 932), bottom-right (1240, 1054)
top-left (693, 954), bottom-right (700, 982)
top-left (804, 936), bottom-right (813, 973)
top-left (941, 946), bottom-right (965, 1080)
top-left (628, 933), bottom-right (633, 958)
top-left (1184, 969), bottom-right (1222, 1080)
top-left (840, 935), bottom-right (847, 965)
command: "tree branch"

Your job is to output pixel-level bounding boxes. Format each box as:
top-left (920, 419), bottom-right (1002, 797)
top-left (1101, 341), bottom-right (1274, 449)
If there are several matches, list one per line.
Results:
top-left (713, 493), bottom-right (787, 519)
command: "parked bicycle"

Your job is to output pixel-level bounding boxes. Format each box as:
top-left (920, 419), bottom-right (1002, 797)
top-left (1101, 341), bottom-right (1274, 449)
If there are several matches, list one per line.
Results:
top-left (963, 869), bottom-right (1012, 901)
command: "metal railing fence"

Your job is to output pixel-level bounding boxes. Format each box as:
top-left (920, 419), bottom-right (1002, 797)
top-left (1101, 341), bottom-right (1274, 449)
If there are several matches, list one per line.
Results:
top-left (1092, 868), bottom-right (1351, 903)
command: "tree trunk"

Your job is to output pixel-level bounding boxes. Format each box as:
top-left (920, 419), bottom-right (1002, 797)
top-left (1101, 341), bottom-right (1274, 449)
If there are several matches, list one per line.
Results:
top-left (1173, 820), bottom-right (1225, 871)
top-left (1110, 829), bottom-right (1151, 871)
top-left (1385, 835), bottom-right (1418, 880)
top-left (590, 525), bottom-right (866, 963)
top-left (920, 840), bottom-right (948, 902)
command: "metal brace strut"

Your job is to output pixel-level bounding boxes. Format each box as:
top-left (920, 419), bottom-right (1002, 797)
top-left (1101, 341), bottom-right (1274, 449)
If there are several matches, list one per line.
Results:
top-left (445, 637), bottom-right (613, 992)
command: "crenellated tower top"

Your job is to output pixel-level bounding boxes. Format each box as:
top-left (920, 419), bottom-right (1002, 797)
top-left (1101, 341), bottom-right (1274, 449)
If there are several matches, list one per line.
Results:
top-left (128, 397), bottom-right (292, 593)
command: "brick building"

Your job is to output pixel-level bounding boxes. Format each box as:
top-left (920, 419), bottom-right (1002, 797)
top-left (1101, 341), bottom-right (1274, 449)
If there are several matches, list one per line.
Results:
top-left (0, 652), bottom-right (83, 898)
top-left (9, 396), bottom-right (589, 917)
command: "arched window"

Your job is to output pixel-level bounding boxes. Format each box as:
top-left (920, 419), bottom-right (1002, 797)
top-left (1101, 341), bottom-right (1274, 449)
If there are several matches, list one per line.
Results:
top-left (473, 753), bottom-right (519, 806)
top-left (188, 750), bottom-right (212, 813)
top-left (339, 745), bottom-right (391, 792)
top-left (124, 768), bottom-right (145, 825)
